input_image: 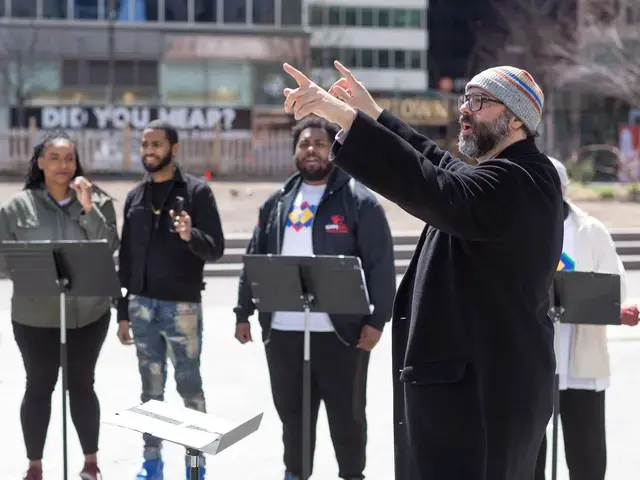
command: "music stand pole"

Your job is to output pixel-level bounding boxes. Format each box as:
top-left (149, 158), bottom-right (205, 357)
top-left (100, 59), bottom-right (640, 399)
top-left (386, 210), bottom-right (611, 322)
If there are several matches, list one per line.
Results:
top-left (302, 289), bottom-right (314, 480)
top-left (186, 448), bottom-right (202, 480)
top-left (547, 270), bottom-right (622, 480)
top-left (241, 254), bottom-right (373, 480)
top-left (0, 240), bottom-right (122, 480)
top-left (53, 250), bottom-right (71, 480)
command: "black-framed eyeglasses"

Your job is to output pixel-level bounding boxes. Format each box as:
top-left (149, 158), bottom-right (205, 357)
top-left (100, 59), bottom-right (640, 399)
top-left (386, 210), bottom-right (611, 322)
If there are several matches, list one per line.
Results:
top-left (458, 93), bottom-right (503, 112)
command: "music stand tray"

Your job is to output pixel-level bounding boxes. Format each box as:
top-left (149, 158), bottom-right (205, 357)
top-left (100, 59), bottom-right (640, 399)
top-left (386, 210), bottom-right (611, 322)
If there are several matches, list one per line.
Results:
top-left (0, 239), bottom-right (120, 480)
top-left (547, 270), bottom-right (621, 480)
top-left (242, 254), bottom-right (373, 480)
top-left (102, 400), bottom-right (264, 479)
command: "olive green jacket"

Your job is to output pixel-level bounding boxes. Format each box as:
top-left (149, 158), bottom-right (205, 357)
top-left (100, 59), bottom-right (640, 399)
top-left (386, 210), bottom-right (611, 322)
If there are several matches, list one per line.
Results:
top-left (0, 187), bottom-right (120, 329)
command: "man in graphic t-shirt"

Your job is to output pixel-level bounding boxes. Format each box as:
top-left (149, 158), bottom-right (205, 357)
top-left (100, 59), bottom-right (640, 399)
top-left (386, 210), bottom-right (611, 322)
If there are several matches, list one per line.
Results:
top-left (233, 115), bottom-right (396, 480)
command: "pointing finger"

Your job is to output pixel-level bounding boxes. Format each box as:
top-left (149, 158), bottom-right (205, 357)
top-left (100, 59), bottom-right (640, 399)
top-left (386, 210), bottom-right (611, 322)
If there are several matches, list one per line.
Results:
top-left (283, 63), bottom-right (310, 87)
top-left (334, 60), bottom-right (358, 84)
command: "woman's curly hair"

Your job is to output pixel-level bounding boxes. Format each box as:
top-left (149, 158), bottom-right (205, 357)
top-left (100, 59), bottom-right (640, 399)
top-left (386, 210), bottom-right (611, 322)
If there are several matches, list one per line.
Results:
top-left (23, 131), bottom-right (84, 190)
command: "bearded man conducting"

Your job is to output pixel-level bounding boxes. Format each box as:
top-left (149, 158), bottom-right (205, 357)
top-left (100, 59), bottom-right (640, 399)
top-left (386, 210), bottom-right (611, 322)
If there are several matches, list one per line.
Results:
top-left (281, 62), bottom-right (564, 480)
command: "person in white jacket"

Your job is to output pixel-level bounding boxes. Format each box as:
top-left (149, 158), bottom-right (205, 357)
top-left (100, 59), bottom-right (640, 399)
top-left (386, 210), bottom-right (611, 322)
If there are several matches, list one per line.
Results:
top-left (534, 158), bottom-right (627, 480)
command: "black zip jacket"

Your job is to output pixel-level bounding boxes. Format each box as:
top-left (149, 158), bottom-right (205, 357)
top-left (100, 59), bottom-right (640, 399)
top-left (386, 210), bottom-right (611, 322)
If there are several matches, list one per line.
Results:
top-left (233, 167), bottom-right (396, 346)
top-left (117, 166), bottom-right (225, 320)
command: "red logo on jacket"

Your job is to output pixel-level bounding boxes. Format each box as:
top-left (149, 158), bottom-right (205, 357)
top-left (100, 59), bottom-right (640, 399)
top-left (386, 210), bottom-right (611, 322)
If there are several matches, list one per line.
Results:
top-left (325, 215), bottom-right (349, 233)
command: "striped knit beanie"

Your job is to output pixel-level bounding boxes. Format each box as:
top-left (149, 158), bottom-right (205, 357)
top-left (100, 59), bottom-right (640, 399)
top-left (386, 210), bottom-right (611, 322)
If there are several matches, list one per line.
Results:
top-left (465, 66), bottom-right (544, 134)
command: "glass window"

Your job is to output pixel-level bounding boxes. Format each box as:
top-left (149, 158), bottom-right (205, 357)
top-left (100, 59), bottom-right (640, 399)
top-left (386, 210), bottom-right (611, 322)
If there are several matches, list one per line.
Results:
top-left (115, 61), bottom-right (136, 85)
top-left (253, 0), bottom-right (275, 24)
top-left (137, 61), bottom-right (158, 87)
top-left (328, 6), bottom-right (340, 26)
top-left (74, 0), bottom-right (99, 20)
top-left (378, 9), bottom-right (390, 27)
top-left (206, 61), bottom-right (252, 105)
top-left (408, 9), bottom-right (422, 28)
top-left (341, 48), bottom-right (357, 68)
top-left (378, 50), bottom-right (390, 69)
top-left (43, 0), bottom-right (67, 18)
top-left (11, 0), bottom-right (37, 18)
top-left (224, 0), bottom-right (246, 23)
top-left (409, 51), bottom-right (422, 69)
top-left (88, 61), bottom-right (109, 85)
top-left (309, 5), bottom-right (323, 26)
top-left (165, 0), bottom-right (187, 21)
top-left (161, 61), bottom-right (207, 96)
top-left (345, 8), bottom-right (356, 26)
top-left (324, 47), bottom-right (340, 68)
top-left (281, 0), bottom-right (302, 25)
top-left (394, 50), bottom-right (406, 69)
top-left (62, 60), bottom-right (81, 87)
top-left (195, 0), bottom-right (216, 22)
top-left (114, 0), bottom-right (150, 21)
top-left (0, 1), bottom-right (4, 16)
top-left (361, 8), bottom-right (373, 26)
top-left (361, 49), bottom-right (373, 68)
top-left (394, 9), bottom-right (408, 27)
top-left (311, 48), bottom-right (324, 68)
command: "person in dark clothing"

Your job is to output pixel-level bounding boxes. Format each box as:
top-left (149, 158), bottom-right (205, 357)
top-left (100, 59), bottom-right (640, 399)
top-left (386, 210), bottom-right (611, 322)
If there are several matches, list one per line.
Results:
top-left (116, 120), bottom-right (225, 480)
top-left (0, 132), bottom-right (120, 480)
top-left (233, 115), bottom-right (396, 480)
top-left (281, 62), bottom-right (564, 480)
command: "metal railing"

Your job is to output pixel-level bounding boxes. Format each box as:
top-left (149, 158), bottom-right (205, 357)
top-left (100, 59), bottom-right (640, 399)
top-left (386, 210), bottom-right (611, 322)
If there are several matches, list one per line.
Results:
top-left (0, 126), bottom-right (297, 177)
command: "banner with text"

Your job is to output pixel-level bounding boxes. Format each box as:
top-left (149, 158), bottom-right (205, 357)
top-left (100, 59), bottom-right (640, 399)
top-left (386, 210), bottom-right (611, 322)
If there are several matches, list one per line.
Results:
top-left (10, 106), bottom-right (252, 131)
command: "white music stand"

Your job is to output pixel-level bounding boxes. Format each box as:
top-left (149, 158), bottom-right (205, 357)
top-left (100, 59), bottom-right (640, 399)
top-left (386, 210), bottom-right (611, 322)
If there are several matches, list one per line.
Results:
top-left (102, 400), bottom-right (263, 479)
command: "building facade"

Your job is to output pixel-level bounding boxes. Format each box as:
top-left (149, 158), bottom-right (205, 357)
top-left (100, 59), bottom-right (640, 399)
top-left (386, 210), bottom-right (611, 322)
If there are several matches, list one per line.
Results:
top-left (306, 0), bottom-right (427, 92)
top-left (0, 0), bottom-right (308, 133)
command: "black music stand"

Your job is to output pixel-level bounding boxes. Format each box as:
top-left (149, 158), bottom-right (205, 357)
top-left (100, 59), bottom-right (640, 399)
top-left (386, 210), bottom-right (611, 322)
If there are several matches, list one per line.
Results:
top-left (0, 240), bottom-right (120, 480)
top-left (242, 254), bottom-right (374, 480)
top-left (548, 270), bottom-right (621, 480)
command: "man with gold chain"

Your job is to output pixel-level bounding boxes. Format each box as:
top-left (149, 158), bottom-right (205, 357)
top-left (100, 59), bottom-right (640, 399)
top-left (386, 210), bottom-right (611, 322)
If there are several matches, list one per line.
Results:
top-left (116, 120), bottom-right (225, 480)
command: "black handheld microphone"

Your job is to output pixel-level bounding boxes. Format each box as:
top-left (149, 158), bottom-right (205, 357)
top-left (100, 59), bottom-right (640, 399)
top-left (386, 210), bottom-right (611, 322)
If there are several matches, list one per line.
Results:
top-left (170, 196), bottom-right (185, 232)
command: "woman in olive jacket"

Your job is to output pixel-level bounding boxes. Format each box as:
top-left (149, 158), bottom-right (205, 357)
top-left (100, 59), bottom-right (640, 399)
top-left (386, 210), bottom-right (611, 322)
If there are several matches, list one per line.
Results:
top-left (0, 132), bottom-right (119, 480)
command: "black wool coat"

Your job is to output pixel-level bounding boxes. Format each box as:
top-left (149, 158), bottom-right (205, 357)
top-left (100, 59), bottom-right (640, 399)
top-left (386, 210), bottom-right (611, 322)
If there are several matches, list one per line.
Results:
top-left (330, 110), bottom-right (564, 480)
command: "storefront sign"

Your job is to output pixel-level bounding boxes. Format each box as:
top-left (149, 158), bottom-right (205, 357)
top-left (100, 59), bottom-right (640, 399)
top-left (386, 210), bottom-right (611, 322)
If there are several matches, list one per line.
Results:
top-left (165, 35), bottom-right (309, 62)
top-left (10, 106), bottom-right (252, 131)
top-left (373, 97), bottom-right (453, 126)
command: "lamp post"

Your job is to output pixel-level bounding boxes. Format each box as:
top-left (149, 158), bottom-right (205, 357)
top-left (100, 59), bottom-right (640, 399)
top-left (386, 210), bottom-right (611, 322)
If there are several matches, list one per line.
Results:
top-left (107, 0), bottom-right (116, 133)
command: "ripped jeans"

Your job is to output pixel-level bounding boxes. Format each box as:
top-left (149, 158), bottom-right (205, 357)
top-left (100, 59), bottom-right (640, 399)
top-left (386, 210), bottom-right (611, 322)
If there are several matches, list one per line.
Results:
top-left (128, 294), bottom-right (206, 461)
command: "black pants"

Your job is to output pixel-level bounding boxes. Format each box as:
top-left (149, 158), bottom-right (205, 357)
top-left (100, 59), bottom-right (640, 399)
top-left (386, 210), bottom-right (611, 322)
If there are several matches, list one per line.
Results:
top-left (12, 311), bottom-right (110, 460)
top-left (534, 389), bottom-right (606, 480)
top-left (265, 330), bottom-right (370, 479)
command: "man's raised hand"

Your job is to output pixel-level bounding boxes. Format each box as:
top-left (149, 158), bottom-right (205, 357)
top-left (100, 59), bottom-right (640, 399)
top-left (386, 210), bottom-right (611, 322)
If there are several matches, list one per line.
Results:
top-left (282, 63), bottom-right (357, 131)
top-left (329, 61), bottom-right (384, 121)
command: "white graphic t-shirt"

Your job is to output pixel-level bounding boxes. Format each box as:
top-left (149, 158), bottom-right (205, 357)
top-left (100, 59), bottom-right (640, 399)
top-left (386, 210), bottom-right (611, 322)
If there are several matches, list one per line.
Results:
top-left (271, 183), bottom-right (335, 332)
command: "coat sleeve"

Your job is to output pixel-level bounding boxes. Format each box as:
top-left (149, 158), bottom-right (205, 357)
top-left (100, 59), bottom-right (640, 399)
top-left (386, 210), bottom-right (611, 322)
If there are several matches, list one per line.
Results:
top-left (233, 200), bottom-right (271, 324)
top-left (0, 205), bottom-right (14, 277)
top-left (186, 182), bottom-right (225, 262)
top-left (77, 194), bottom-right (120, 253)
top-left (376, 109), bottom-right (454, 165)
top-left (355, 190), bottom-right (397, 331)
top-left (330, 110), bottom-right (519, 241)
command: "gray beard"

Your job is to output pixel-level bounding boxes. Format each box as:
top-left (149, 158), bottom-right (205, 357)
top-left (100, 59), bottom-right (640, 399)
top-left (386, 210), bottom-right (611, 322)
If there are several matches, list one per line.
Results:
top-left (458, 114), bottom-right (511, 159)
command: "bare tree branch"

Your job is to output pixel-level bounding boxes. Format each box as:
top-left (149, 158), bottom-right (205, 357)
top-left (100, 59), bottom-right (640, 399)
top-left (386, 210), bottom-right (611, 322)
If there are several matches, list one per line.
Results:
top-left (0, 23), bottom-right (49, 126)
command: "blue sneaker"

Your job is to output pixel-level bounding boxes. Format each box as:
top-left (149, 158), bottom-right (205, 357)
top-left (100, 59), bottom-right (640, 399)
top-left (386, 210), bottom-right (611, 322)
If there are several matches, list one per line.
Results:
top-left (284, 473), bottom-right (300, 480)
top-left (136, 459), bottom-right (164, 480)
top-left (185, 465), bottom-right (206, 479)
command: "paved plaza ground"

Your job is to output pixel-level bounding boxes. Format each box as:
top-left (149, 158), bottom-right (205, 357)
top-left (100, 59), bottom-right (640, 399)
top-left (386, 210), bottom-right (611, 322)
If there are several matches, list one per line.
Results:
top-left (1, 274), bottom-right (640, 480)
top-left (0, 178), bottom-right (639, 234)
